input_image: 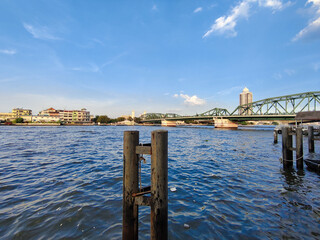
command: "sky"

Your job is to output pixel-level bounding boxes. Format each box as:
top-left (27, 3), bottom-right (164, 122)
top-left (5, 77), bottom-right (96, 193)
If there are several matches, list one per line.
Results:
top-left (0, 0), bottom-right (319, 117)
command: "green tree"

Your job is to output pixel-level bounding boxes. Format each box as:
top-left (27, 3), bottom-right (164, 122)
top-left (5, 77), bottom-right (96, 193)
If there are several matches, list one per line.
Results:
top-left (16, 117), bottom-right (24, 123)
top-left (92, 115), bottom-right (99, 123)
top-left (116, 117), bottom-right (125, 122)
top-left (134, 117), bottom-right (141, 123)
top-left (97, 115), bottom-right (110, 123)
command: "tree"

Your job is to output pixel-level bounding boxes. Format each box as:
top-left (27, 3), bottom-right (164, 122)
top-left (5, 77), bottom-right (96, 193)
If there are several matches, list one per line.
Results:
top-left (97, 115), bottom-right (110, 123)
top-left (134, 117), bottom-right (141, 123)
top-left (92, 115), bottom-right (99, 123)
top-left (16, 117), bottom-right (24, 123)
top-left (116, 117), bottom-right (125, 122)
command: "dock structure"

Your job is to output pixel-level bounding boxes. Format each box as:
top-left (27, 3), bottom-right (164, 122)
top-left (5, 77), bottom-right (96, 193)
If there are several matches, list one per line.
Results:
top-left (123, 130), bottom-right (168, 240)
top-left (279, 126), bottom-right (319, 170)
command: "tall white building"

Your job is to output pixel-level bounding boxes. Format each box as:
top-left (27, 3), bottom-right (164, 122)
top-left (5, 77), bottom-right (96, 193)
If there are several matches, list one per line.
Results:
top-left (239, 87), bottom-right (253, 115)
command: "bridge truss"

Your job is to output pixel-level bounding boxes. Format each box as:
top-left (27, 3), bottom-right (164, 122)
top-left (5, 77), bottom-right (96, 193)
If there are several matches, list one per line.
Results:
top-left (231, 91), bottom-right (320, 116)
top-left (141, 91), bottom-right (320, 121)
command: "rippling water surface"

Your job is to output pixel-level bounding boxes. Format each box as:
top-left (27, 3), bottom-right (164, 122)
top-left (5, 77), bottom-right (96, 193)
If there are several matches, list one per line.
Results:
top-left (1, 126), bottom-right (320, 239)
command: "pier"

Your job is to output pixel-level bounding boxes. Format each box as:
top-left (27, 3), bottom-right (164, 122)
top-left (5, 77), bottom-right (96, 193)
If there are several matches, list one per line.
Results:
top-left (279, 126), bottom-right (320, 171)
top-left (123, 130), bottom-right (168, 240)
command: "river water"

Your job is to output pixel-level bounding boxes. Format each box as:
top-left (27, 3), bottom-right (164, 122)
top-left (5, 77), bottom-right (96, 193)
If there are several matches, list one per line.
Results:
top-left (0, 126), bottom-right (319, 239)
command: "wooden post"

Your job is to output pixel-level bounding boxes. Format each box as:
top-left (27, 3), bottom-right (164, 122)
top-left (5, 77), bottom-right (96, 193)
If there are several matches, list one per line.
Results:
top-left (282, 127), bottom-right (293, 169)
top-left (273, 130), bottom-right (278, 144)
top-left (151, 130), bottom-right (168, 240)
top-left (308, 126), bottom-right (314, 153)
top-left (123, 131), bottom-right (139, 240)
top-left (296, 127), bottom-right (303, 170)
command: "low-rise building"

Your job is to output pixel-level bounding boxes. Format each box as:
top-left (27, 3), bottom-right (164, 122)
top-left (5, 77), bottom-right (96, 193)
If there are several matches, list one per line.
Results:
top-left (12, 108), bottom-right (32, 117)
top-left (59, 108), bottom-right (90, 123)
top-left (32, 115), bottom-right (60, 123)
top-left (39, 107), bottom-right (60, 117)
top-left (0, 112), bottom-right (16, 121)
top-left (0, 108), bottom-right (32, 121)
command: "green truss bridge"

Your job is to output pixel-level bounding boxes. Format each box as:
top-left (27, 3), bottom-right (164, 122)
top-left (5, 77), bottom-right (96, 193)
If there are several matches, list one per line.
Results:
top-left (141, 91), bottom-right (320, 122)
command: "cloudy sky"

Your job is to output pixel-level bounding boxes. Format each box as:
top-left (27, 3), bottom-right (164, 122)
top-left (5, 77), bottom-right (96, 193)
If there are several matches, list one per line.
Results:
top-left (0, 0), bottom-right (319, 117)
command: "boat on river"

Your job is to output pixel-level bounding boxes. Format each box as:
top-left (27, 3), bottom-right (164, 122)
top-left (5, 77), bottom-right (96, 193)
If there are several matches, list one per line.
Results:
top-left (304, 159), bottom-right (320, 172)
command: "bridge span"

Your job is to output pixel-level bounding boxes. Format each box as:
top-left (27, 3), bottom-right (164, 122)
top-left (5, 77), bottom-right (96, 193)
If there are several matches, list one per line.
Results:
top-left (141, 91), bottom-right (320, 127)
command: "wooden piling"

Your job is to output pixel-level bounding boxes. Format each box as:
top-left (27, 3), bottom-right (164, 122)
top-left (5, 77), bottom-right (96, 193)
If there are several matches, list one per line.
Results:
top-left (308, 126), bottom-right (314, 153)
top-left (296, 127), bottom-right (303, 170)
top-left (151, 130), bottom-right (168, 240)
top-left (273, 130), bottom-right (278, 144)
top-left (123, 131), bottom-right (139, 240)
top-left (282, 127), bottom-right (293, 169)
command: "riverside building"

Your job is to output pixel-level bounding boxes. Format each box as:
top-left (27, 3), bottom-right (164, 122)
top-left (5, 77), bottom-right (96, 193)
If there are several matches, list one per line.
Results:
top-left (0, 108), bottom-right (32, 122)
top-left (59, 108), bottom-right (90, 123)
top-left (239, 87), bottom-right (253, 115)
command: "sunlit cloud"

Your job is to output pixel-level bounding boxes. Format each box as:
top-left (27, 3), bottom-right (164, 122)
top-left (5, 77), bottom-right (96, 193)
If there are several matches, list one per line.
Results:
top-left (174, 93), bottom-right (206, 106)
top-left (293, 0), bottom-right (320, 41)
top-left (0, 49), bottom-right (17, 55)
top-left (194, 7), bottom-right (203, 13)
top-left (203, 0), bottom-right (286, 38)
top-left (23, 23), bottom-right (61, 40)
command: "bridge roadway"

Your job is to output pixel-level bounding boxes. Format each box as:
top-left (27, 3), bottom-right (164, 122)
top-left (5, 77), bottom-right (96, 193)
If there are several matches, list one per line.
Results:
top-left (141, 114), bottom-right (296, 122)
top-left (141, 91), bottom-right (319, 123)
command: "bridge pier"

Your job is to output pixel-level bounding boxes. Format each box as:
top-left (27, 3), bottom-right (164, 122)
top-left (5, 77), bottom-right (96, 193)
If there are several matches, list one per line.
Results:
top-left (161, 120), bottom-right (176, 127)
top-left (213, 118), bottom-right (238, 129)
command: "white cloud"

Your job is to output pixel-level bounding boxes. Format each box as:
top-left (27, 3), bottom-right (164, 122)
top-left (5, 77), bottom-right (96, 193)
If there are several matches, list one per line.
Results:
top-left (258, 0), bottom-right (284, 10)
top-left (293, 0), bottom-right (320, 41)
top-left (0, 49), bottom-right (16, 55)
top-left (194, 7), bottom-right (203, 13)
top-left (152, 4), bottom-right (157, 10)
top-left (174, 93), bottom-right (206, 106)
top-left (23, 23), bottom-right (61, 40)
top-left (203, 0), bottom-right (285, 38)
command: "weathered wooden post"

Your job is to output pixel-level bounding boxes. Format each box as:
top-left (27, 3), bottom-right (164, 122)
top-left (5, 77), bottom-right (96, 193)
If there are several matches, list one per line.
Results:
top-left (123, 131), bottom-right (139, 240)
top-left (151, 130), bottom-right (168, 240)
top-left (282, 127), bottom-right (293, 169)
top-left (122, 130), bottom-right (168, 240)
top-left (308, 126), bottom-right (314, 153)
top-left (273, 130), bottom-right (278, 144)
top-left (296, 127), bottom-right (303, 170)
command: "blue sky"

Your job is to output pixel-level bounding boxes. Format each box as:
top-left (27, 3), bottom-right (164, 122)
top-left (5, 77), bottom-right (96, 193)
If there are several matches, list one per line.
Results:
top-left (0, 0), bottom-right (319, 117)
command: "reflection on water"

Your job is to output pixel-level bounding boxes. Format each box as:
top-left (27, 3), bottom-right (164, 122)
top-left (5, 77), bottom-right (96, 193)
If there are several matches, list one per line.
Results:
top-left (0, 126), bottom-right (320, 239)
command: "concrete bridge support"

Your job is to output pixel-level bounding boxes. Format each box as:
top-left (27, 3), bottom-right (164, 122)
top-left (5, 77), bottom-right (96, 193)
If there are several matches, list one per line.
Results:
top-left (161, 120), bottom-right (176, 127)
top-left (213, 118), bottom-right (238, 129)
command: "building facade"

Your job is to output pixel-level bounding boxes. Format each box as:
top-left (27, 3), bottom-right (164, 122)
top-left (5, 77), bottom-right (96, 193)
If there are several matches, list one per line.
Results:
top-left (239, 87), bottom-right (253, 115)
top-left (32, 116), bottom-right (60, 123)
top-left (0, 108), bottom-right (32, 121)
top-left (12, 108), bottom-right (32, 117)
top-left (39, 107), bottom-right (60, 117)
top-left (59, 108), bottom-right (90, 123)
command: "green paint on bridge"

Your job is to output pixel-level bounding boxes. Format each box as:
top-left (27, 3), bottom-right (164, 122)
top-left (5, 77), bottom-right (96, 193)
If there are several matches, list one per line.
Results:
top-left (141, 91), bottom-right (320, 122)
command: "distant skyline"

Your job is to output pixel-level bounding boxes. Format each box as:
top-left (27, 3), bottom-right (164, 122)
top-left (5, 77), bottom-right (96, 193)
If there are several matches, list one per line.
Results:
top-left (0, 0), bottom-right (319, 117)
